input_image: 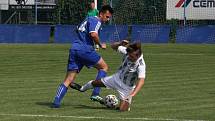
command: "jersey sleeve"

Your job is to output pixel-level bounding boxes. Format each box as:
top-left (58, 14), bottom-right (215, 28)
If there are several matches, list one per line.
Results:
top-left (88, 17), bottom-right (101, 34)
top-left (137, 59), bottom-right (146, 79)
top-left (117, 46), bottom-right (127, 55)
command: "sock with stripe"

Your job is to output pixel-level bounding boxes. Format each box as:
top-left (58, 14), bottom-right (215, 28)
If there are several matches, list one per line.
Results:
top-left (91, 70), bottom-right (107, 96)
top-left (52, 83), bottom-right (68, 108)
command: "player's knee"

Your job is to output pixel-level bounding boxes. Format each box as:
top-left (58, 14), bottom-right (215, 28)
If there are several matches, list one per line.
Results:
top-left (65, 75), bottom-right (75, 82)
top-left (119, 107), bottom-right (130, 112)
top-left (119, 101), bottom-right (130, 112)
top-left (101, 61), bottom-right (108, 71)
top-left (63, 80), bottom-right (72, 87)
top-left (96, 58), bottom-right (108, 71)
top-left (96, 63), bottom-right (108, 72)
top-left (102, 64), bottom-right (108, 72)
top-left (63, 71), bottom-right (77, 86)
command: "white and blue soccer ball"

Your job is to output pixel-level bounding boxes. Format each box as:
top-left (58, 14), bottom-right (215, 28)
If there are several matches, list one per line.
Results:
top-left (105, 94), bottom-right (119, 108)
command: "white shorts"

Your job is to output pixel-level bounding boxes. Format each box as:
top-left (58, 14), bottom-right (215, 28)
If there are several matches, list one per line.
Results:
top-left (101, 73), bottom-right (134, 104)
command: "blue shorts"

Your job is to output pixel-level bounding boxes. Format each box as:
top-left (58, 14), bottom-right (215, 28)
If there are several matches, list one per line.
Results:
top-left (67, 48), bottom-right (101, 72)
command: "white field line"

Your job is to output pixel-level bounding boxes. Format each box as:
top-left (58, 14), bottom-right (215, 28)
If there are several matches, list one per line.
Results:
top-left (0, 113), bottom-right (208, 121)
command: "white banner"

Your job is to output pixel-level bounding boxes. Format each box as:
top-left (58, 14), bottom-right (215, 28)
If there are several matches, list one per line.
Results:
top-left (9, 0), bottom-right (35, 5)
top-left (166, 0), bottom-right (215, 20)
top-left (0, 0), bottom-right (8, 4)
top-left (0, 0), bottom-right (9, 10)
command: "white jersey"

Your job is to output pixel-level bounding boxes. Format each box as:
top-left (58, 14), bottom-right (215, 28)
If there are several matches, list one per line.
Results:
top-left (116, 46), bottom-right (146, 87)
top-left (100, 46), bottom-right (146, 103)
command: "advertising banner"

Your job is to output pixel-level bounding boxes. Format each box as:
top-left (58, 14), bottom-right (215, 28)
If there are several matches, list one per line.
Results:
top-left (167, 0), bottom-right (215, 20)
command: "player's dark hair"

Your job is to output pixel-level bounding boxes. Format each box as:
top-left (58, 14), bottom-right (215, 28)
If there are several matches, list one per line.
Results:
top-left (126, 42), bottom-right (142, 55)
top-left (99, 5), bottom-right (114, 14)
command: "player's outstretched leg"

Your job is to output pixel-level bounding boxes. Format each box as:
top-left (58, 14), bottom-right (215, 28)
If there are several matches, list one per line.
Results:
top-left (91, 70), bottom-right (106, 100)
top-left (70, 82), bottom-right (83, 92)
top-left (70, 80), bottom-right (105, 104)
top-left (81, 79), bottom-right (105, 104)
top-left (80, 80), bottom-right (94, 91)
top-left (70, 80), bottom-right (94, 92)
top-left (52, 83), bottom-right (68, 108)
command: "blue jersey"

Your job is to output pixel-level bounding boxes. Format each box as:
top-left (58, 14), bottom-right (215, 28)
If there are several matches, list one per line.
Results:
top-left (73, 16), bottom-right (101, 51)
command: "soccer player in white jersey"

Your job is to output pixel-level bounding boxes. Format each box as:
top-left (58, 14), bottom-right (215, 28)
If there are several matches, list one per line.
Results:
top-left (71, 41), bottom-right (146, 111)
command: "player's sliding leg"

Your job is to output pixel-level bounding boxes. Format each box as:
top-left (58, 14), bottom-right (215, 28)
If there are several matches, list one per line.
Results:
top-left (70, 80), bottom-right (106, 104)
top-left (70, 80), bottom-right (105, 104)
top-left (52, 71), bottom-right (77, 108)
top-left (87, 80), bottom-right (106, 104)
top-left (118, 100), bottom-right (130, 111)
top-left (79, 80), bottom-right (94, 91)
top-left (70, 80), bottom-right (95, 92)
top-left (116, 91), bottom-right (132, 111)
top-left (70, 82), bottom-right (83, 91)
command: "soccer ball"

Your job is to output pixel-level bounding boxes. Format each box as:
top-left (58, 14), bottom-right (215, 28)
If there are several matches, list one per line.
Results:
top-left (105, 94), bottom-right (119, 108)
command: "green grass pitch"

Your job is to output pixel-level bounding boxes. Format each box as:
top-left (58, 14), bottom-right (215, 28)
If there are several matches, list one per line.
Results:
top-left (0, 44), bottom-right (214, 121)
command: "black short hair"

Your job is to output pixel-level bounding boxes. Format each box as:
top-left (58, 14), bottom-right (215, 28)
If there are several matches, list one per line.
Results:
top-left (99, 5), bottom-right (114, 14)
top-left (126, 42), bottom-right (142, 55)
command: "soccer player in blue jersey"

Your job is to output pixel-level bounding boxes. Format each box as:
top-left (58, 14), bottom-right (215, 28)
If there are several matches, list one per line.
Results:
top-left (52, 5), bottom-right (114, 108)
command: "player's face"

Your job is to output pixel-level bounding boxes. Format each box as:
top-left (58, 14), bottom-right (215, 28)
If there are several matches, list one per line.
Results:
top-left (100, 11), bottom-right (112, 23)
top-left (128, 52), bottom-right (139, 62)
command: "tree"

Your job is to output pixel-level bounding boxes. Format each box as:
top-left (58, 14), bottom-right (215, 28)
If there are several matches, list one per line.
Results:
top-left (54, 0), bottom-right (88, 24)
top-left (114, 0), bottom-right (146, 24)
top-left (113, 0), bottom-right (167, 24)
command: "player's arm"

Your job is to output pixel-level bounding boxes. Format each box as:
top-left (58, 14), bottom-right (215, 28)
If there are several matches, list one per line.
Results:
top-left (130, 60), bottom-right (146, 97)
top-left (90, 32), bottom-right (106, 49)
top-left (111, 40), bottom-right (129, 50)
top-left (110, 40), bottom-right (129, 55)
top-left (88, 18), bottom-right (106, 49)
top-left (129, 78), bottom-right (145, 97)
top-left (110, 41), bottom-right (121, 50)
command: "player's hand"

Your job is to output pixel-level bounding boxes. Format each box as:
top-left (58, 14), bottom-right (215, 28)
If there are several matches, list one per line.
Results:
top-left (121, 40), bottom-right (129, 47)
top-left (101, 43), bottom-right (107, 49)
top-left (125, 94), bottom-right (134, 101)
top-left (128, 91), bottom-right (136, 98)
top-left (110, 41), bottom-right (120, 50)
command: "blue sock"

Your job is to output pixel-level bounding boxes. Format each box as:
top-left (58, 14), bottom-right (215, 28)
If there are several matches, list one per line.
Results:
top-left (53, 83), bottom-right (68, 107)
top-left (92, 70), bottom-right (107, 96)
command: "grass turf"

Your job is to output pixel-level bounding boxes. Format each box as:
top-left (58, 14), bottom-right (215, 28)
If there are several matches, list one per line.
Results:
top-left (0, 44), bottom-right (214, 121)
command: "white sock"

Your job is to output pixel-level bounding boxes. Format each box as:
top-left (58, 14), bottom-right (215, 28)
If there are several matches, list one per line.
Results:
top-left (80, 80), bottom-right (93, 92)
